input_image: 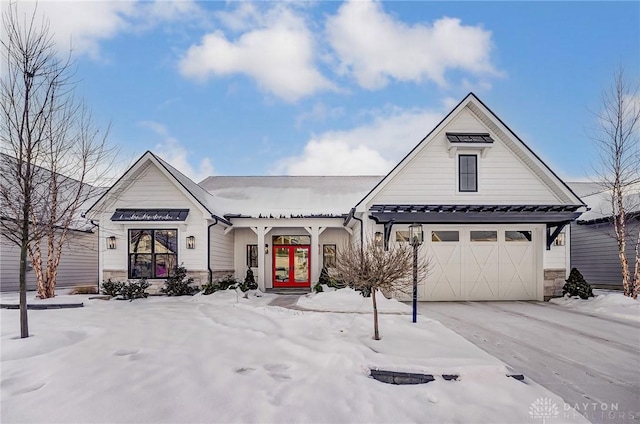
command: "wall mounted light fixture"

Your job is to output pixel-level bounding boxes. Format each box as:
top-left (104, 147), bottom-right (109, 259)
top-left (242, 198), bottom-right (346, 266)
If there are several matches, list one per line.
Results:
top-left (107, 236), bottom-right (116, 250)
top-left (265, 244), bottom-right (269, 254)
top-left (374, 232), bottom-right (383, 247)
top-left (186, 236), bottom-right (196, 249)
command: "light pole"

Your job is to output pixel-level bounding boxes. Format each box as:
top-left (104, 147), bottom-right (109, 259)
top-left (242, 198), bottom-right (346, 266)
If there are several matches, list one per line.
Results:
top-left (408, 223), bottom-right (423, 323)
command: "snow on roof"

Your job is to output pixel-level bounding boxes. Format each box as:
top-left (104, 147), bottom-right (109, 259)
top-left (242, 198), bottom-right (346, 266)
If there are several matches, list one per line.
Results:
top-left (566, 181), bottom-right (607, 198)
top-left (577, 183), bottom-right (640, 223)
top-left (199, 176), bottom-right (383, 217)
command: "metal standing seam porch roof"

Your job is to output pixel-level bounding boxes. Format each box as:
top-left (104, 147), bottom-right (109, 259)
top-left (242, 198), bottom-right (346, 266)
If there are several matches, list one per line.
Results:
top-left (369, 204), bottom-right (583, 225)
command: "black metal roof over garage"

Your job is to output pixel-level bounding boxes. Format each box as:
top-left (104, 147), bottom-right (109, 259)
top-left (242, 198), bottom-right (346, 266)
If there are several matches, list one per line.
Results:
top-left (369, 204), bottom-right (583, 225)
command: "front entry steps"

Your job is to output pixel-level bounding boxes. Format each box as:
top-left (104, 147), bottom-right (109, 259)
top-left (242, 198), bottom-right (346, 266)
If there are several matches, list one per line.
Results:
top-left (266, 288), bottom-right (311, 295)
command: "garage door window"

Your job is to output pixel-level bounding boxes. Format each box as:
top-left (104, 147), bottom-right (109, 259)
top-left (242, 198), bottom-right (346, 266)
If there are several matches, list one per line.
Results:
top-left (432, 231), bottom-right (459, 242)
top-left (505, 231), bottom-right (532, 242)
top-left (470, 230), bottom-right (497, 242)
top-left (396, 231), bottom-right (409, 242)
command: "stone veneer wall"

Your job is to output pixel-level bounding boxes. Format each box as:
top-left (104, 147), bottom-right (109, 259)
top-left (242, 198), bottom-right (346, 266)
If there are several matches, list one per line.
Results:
top-left (544, 268), bottom-right (566, 301)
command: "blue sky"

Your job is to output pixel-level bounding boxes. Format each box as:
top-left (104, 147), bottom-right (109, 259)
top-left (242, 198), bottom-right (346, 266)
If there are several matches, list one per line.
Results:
top-left (12, 1), bottom-right (640, 182)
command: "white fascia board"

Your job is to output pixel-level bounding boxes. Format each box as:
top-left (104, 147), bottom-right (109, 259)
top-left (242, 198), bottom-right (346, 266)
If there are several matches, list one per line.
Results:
top-left (354, 94), bottom-right (475, 212)
top-left (146, 155), bottom-right (214, 218)
top-left (229, 217), bottom-right (347, 229)
top-left (466, 99), bottom-right (583, 206)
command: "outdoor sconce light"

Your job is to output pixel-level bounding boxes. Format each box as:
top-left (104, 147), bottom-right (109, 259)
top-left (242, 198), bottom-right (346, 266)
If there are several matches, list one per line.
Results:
top-left (265, 244), bottom-right (269, 254)
top-left (408, 223), bottom-right (423, 324)
top-left (107, 236), bottom-right (116, 250)
top-left (408, 223), bottom-right (424, 246)
top-left (186, 236), bottom-right (195, 249)
top-left (374, 232), bottom-right (383, 247)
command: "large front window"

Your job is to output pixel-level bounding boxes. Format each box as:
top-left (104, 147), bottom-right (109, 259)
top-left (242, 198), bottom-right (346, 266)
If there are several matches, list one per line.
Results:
top-left (129, 229), bottom-right (177, 279)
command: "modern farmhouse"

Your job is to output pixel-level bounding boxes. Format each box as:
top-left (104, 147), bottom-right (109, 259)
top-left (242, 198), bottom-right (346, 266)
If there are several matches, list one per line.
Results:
top-left (85, 93), bottom-right (585, 301)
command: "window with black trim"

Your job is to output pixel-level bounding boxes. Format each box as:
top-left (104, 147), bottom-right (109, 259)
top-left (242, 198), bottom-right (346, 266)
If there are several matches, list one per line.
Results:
top-left (323, 244), bottom-right (336, 268)
top-left (129, 229), bottom-right (177, 279)
top-left (459, 154), bottom-right (477, 192)
top-left (247, 244), bottom-right (258, 268)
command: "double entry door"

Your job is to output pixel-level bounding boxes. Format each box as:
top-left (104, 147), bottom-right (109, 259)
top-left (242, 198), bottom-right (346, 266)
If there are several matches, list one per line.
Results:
top-left (273, 245), bottom-right (310, 287)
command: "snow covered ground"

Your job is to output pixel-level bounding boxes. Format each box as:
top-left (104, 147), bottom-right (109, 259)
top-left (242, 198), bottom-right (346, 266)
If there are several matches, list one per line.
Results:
top-left (549, 289), bottom-right (640, 323)
top-left (419, 299), bottom-right (640, 424)
top-left (1, 289), bottom-right (587, 423)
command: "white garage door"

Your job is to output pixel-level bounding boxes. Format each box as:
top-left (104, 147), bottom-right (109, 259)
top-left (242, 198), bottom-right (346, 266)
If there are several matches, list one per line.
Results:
top-left (414, 226), bottom-right (540, 301)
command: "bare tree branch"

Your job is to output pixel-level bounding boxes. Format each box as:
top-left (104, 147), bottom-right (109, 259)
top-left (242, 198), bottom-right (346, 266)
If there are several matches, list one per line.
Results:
top-left (333, 239), bottom-right (430, 340)
top-left (592, 68), bottom-right (640, 298)
top-left (1, 2), bottom-right (117, 332)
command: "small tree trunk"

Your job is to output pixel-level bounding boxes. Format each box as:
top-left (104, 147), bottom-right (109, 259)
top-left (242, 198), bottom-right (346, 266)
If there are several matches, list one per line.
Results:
top-left (28, 242), bottom-right (45, 298)
top-left (613, 192), bottom-right (631, 296)
top-left (372, 289), bottom-right (379, 340)
top-left (633, 229), bottom-right (640, 299)
top-left (19, 239), bottom-right (29, 339)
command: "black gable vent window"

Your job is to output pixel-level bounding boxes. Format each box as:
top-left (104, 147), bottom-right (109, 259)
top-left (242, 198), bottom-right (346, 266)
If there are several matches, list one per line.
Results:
top-left (459, 154), bottom-right (478, 192)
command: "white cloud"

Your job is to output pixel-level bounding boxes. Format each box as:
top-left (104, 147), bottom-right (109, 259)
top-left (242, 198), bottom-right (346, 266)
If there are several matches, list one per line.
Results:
top-left (179, 5), bottom-right (334, 102)
top-left (326, 0), bottom-right (499, 89)
top-left (275, 105), bottom-right (444, 175)
top-left (140, 121), bottom-right (215, 183)
top-left (2, 1), bottom-right (203, 60)
top-left (295, 102), bottom-right (345, 128)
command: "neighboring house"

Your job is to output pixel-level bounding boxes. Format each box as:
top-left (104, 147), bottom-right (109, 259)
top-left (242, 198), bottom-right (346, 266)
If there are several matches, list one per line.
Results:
top-left (0, 230), bottom-right (98, 292)
top-left (85, 93), bottom-right (585, 301)
top-left (568, 182), bottom-right (640, 288)
top-left (0, 153), bottom-right (102, 292)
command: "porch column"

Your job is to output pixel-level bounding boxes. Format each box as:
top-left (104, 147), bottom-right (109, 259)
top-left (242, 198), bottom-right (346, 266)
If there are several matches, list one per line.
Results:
top-left (305, 226), bottom-right (326, 286)
top-left (252, 226), bottom-right (272, 291)
top-left (254, 227), bottom-right (267, 291)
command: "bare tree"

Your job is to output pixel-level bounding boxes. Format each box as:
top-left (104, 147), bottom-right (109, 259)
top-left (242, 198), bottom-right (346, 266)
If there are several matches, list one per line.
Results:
top-left (0, 3), bottom-right (115, 337)
top-left (332, 240), bottom-right (429, 340)
top-left (592, 68), bottom-right (640, 298)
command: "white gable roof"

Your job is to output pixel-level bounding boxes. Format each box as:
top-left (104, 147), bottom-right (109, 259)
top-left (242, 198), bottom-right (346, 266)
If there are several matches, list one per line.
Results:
top-left (355, 93), bottom-right (584, 211)
top-left (86, 151), bottom-right (230, 224)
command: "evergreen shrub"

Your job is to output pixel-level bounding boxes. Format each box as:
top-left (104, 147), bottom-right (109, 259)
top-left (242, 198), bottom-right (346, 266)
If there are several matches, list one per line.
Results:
top-left (101, 279), bottom-right (123, 297)
top-left (119, 279), bottom-right (150, 301)
top-left (563, 268), bottom-right (594, 299)
top-left (162, 264), bottom-right (199, 296)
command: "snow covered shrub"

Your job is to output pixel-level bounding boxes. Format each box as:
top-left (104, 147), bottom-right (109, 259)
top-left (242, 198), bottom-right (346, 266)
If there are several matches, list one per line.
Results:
top-left (313, 282), bottom-right (323, 293)
top-left (246, 268), bottom-right (258, 290)
top-left (162, 264), bottom-right (199, 296)
top-left (217, 275), bottom-right (239, 290)
top-left (319, 267), bottom-right (331, 286)
top-left (201, 281), bottom-right (219, 295)
top-left (101, 279), bottom-right (123, 297)
top-left (120, 279), bottom-right (150, 301)
top-left (563, 268), bottom-right (594, 299)
top-left (239, 268), bottom-right (258, 292)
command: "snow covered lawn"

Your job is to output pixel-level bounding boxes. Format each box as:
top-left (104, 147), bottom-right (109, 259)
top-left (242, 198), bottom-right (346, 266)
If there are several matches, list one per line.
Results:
top-left (549, 289), bottom-right (640, 323)
top-left (2, 290), bottom-right (586, 423)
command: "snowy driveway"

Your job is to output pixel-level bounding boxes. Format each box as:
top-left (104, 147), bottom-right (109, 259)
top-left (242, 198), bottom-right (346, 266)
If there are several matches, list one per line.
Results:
top-left (418, 301), bottom-right (640, 424)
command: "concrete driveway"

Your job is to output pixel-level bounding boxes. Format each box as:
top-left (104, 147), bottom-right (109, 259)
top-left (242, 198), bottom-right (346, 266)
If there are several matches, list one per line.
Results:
top-left (417, 301), bottom-right (640, 424)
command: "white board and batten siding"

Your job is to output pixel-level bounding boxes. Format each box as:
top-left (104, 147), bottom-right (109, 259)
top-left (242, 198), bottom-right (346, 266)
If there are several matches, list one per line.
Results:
top-left (100, 163), bottom-right (211, 278)
top-left (390, 224), bottom-right (544, 302)
top-left (1, 231), bottom-right (98, 292)
top-left (370, 107), bottom-right (560, 206)
top-left (359, 103), bottom-right (575, 302)
top-left (209, 223), bottom-right (233, 272)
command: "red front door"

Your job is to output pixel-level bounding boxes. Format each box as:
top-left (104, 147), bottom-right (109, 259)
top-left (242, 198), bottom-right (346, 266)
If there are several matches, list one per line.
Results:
top-left (273, 245), bottom-right (310, 287)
